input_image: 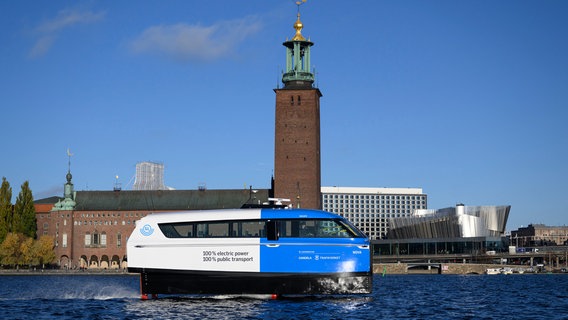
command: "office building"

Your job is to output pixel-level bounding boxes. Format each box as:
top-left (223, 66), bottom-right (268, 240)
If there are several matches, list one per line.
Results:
top-left (321, 186), bottom-right (427, 240)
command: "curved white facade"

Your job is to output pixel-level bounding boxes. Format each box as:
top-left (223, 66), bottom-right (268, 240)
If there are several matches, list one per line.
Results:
top-left (387, 205), bottom-right (511, 239)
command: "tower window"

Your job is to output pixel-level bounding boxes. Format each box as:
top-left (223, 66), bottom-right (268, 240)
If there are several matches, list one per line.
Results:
top-left (298, 95), bottom-right (301, 105)
top-left (290, 96), bottom-right (294, 105)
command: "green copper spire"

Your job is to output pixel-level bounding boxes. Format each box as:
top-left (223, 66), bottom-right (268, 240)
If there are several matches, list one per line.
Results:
top-left (52, 149), bottom-right (76, 211)
top-left (282, 3), bottom-right (314, 88)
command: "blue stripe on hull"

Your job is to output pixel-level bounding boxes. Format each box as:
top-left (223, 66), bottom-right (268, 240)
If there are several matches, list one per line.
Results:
top-left (259, 242), bottom-right (370, 273)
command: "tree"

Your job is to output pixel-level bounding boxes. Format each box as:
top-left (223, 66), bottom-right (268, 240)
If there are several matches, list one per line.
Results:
top-left (20, 236), bottom-right (35, 267)
top-left (0, 233), bottom-right (25, 267)
top-left (12, 181), bottom-right (36, 239)
top-left (0, 233), bottom-right (55, 269)
top-left (34, 235), bottom-right (56, 268)
top-left (0, 177), bottom-right (12, 243)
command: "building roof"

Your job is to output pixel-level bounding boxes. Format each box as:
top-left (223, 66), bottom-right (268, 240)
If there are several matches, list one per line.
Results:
top-left (34, 196), bottom-right (62, 204)
top-left (321, 186), bottom-right (424, 195)
top-left (36, 189), bottom-right (271, 211)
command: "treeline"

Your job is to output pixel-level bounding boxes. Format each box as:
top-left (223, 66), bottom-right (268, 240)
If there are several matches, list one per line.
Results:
top-left (0, 177), bottom-right (56, 268)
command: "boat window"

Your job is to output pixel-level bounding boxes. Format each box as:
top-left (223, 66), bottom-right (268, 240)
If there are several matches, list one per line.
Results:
top-left (197, 222), bottom-right (229, 237)
top-left (159, 220), bottom-right (266, 238)
top-left (157, 219), bottom-right (363, 239)
top-left (158, 222), bottom-right (195, 238)
top-left (238, 221), bottom-right (265, 237)
top-left (277, 219), bottom-right (361, 238)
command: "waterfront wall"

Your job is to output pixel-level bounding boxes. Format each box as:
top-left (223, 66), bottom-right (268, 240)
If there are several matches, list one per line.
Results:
top-left (373, 263), bottom-right (509, 275)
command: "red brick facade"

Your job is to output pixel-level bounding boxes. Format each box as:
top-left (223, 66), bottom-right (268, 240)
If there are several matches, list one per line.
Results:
top-left (36, 205), bottom-right (151, 269)
top-left (274, 87), bottom-right (322, 209)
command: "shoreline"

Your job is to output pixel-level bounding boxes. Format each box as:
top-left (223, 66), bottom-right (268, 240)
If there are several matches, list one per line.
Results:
top-left (1, 263), bottom-right (566, 276)
top-left (0, 269), bottom-right (138, 276)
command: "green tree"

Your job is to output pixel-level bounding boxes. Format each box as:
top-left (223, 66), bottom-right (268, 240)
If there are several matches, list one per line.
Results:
top-left (12, 181), bottom-right (36, 239)
top-left (0, 177), bottom-right (12, 243)
top-left (34, 235), bottom-right (56, 268)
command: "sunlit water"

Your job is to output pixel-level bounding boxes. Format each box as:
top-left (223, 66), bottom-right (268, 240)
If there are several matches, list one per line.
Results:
top-left (1, 273), bottom-right (567, 319)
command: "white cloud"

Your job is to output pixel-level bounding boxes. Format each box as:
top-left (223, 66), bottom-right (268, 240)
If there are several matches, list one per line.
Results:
top-left (29, 8), bottom-right (105, 58)
top-left (29, 35), bottom-right (56, 58)
top-left (129, 16), bottom-right (262, 63)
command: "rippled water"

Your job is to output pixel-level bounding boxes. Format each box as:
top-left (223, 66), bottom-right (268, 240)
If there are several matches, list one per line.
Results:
top-left (1, 273), bottom-right (567, 319)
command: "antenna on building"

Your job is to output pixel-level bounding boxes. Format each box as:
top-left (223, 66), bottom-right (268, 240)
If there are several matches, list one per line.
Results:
top-left (66, 148), bottom-right (73, 172)
top-left (125, 174), bottom-right (135, 190)
top-left (314, 65), bottom-right (318, 88)
top-left (296, 181), bottom-right (301, 208)
top-left (114, 175), bottom-right (122, 191)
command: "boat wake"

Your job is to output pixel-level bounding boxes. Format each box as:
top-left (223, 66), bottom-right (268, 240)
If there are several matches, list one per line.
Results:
top-left (315, 276), bottom-right (371, 294)
top-left (0, 276), bottom-right (140, 301)
top-left (61, 284), bottom-right (140, 300)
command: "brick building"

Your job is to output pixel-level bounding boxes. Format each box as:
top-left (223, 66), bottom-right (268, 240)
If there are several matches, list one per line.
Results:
top-left (511, 224), bottom-right (568, 247)
top-left (35, 171), bottom-right (270, 269)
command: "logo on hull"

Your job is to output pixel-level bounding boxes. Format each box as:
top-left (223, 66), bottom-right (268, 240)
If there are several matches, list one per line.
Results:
top-left (140, 224), bottom-right (154, 236)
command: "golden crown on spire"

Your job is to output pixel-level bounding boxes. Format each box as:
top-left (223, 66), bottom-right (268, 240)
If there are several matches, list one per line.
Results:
top-left (292, 0), bottom-right (307, 41)
top-left (292, 14), bottom-right (305, 41)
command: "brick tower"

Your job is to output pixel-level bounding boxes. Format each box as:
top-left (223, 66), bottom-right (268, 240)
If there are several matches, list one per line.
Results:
top-left (274, 8), bottom-right (322, 209)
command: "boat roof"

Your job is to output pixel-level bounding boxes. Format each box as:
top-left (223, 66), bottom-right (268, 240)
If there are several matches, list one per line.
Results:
top-left (138, 208), bottom-right (342, 224)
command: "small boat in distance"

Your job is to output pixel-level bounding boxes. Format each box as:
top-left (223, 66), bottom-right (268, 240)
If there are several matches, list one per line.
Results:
top-left (485, 268), bottom-right (501, 275)
top-left (501, 267), bottom-right (513, 275)
top-left (127, 208), bottom-right (373, 298)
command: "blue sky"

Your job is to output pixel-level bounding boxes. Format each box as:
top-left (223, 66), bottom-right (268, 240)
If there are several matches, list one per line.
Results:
top-left (1, 1), bottom-right (567, 231)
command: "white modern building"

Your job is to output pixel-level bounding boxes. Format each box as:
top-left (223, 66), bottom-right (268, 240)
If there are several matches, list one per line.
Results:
top-left (376, 204), bottom-right (512, 256)
top-left (387, 204), bottom-right (511, 239)
top-left (321, 186), bottom-right (427, 240)
top-left (133, 161), bottom-right (166, 191)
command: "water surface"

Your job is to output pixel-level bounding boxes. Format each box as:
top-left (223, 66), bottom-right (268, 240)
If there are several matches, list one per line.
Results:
top-left (1, 273), bottom-right (567, 319)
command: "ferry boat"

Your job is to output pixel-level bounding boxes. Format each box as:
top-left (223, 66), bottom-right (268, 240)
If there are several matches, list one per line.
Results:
top-left (127, 208), bottom-right (372, 298)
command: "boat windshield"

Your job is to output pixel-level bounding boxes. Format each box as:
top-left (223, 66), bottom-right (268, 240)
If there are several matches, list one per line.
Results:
top-left (276, 219), bottom-right (364, 238)
top-left (158, 218), bottom-right (365, 239)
